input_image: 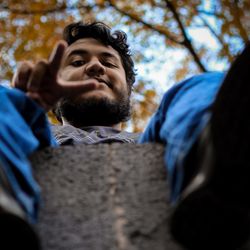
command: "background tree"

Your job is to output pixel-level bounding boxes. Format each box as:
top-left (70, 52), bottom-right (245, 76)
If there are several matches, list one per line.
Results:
top-left (0, 0), bottom-right (249, 131)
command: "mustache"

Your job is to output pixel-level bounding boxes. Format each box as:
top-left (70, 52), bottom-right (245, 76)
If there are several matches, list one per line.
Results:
top-left (90, 77), bottom-right (112, 89)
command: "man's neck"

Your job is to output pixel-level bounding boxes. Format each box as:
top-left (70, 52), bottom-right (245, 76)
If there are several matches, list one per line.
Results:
top-left (61, 118), bottom-right (122, 130)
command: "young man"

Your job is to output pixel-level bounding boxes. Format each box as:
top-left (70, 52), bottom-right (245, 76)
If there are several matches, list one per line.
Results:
top-left (2, 21), bottom-right (250, 249)
top-left (13, 22), bottom-right (139, 145)
top-left (1, 22), bottom-right (140, 249)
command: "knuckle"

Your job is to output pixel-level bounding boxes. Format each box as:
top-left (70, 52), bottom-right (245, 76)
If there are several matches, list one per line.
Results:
top-left (36, 60), bottom-right (48, 68)
top-left (20, 61), bottom-right (33, 69)
top-left (33, 60), bottom-right (49, 75)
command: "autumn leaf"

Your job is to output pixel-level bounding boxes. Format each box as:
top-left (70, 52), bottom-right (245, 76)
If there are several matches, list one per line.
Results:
top-left (1, 0), bottom-right (249, 131)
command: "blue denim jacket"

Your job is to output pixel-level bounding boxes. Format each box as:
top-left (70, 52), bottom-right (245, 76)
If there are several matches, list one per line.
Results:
top-left (0, 86), bottom-right (56, 222)
top-left (139, 72), bottom-right (225, 202)
top-left (0, 72), bottom-right (225, 221)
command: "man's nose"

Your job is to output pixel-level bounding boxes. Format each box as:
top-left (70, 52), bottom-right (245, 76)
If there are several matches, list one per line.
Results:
top-left (85, 58), bottom-right (105, 77)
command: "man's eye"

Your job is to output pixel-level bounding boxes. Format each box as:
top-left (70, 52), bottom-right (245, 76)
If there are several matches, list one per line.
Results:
top-left (103, 62), bottom-right (116, 68)
top-left (71, 60), bottom-right (85, 67)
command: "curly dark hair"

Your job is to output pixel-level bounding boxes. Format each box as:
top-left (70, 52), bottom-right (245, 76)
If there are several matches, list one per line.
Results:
top-left (63, 21), bottom-right (136, 93)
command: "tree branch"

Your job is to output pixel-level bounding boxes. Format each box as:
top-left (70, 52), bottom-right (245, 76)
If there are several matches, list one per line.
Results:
top-left (164, 0), bottom-right (207, 72)
top-left (0, 3), bottom-right (93, 15)
top-left (197, 13), bottom-right (233, 61)
top-left (230, 1), bottom-right (249, 44)
top-left (196, 9), bottom-right (223, 18)
top-left (106, 0), bottom-right (180, 44)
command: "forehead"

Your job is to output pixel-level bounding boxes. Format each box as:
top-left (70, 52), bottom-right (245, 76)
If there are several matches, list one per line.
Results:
top-left (65, 38), bottom-right (121, 61)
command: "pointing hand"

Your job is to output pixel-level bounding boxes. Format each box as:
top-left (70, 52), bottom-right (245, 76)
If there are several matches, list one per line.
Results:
top-left (13, 41), bottom-right (97, 111)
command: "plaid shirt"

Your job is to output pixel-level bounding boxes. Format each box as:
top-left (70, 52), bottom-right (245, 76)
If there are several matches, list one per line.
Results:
top-left (51, 124), bottom-right (140, 145)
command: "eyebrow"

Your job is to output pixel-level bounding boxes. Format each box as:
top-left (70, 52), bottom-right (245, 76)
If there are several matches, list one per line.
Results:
top-left (66, 49), bottom-right (120, 62)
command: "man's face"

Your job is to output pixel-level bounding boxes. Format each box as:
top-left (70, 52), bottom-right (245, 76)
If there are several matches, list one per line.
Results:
top-left (60, 38), bottom-right (128, 101)
top-left (57, 38), bottom-right (131, 127)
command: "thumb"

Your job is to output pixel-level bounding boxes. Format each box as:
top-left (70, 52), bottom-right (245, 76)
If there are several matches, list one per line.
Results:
top-left (58, 78), bottom-right (98, 98)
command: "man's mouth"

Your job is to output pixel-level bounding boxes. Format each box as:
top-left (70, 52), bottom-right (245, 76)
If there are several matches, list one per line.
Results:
top-left (92, 77), bottom-right (112, 89)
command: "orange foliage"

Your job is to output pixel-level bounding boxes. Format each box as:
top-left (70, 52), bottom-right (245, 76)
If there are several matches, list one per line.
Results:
top-left (1, 0), bottom-right (250, 131)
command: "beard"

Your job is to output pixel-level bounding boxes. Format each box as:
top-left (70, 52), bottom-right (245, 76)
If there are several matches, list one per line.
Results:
top-left (54, 94), bottom-right (131, 127)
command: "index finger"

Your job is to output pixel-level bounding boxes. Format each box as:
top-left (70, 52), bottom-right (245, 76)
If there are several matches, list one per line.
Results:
top-left (48, 41), bottom-right (67, 76)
